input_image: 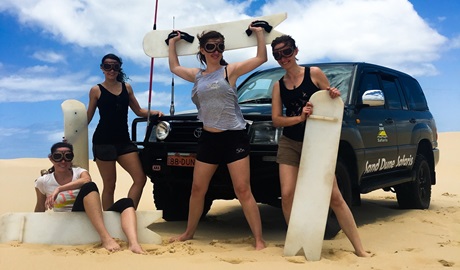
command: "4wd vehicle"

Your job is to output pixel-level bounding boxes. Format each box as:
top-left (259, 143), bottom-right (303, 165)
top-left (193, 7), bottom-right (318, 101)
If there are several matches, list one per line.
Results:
top-left (132, 62), bottom-right (439, 238)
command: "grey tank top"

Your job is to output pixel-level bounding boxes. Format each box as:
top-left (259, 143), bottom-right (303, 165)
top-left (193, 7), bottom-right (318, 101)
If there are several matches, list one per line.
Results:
top-left (191, 66), bottom-right (246, 130)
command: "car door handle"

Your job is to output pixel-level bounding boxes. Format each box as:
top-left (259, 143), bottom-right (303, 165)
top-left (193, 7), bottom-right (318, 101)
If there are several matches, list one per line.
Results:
top-left (385, 118), bottom-right (394, 124)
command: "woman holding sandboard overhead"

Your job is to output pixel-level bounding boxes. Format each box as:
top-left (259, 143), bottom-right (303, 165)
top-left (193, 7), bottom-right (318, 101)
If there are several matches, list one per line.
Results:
top-left (270, 35), bottom-right (370, 257)
top-left (167, 22), bottom-right (267, 250)
top-left (87, 53), bottom-right (163, 210)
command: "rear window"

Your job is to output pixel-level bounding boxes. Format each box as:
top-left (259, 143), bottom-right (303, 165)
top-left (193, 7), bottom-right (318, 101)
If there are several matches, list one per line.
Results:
top-left (400, 76), bottom-right (428, 111)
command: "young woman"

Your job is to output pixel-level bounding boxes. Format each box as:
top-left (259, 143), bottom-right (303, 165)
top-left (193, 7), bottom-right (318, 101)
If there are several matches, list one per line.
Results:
top-left (167, 23), bottom-right (267, 250)
top-left (87, 53), bottom-right (163, 210)
top-left (270, 35), bottom-right (370, 257)
top-left (34, 142), bottom-right (145, 253)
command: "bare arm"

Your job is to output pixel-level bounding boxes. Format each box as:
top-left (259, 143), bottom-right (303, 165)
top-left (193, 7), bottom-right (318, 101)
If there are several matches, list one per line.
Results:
top-left (310, 66), bottom-right (341, 98)
top-left (125, 83), bottom-right (163, 118)
top-left (87, 85), bottom-right (100, 124)
top-left (34, 187), bottom-right (46, 212)
top-left (45, 170), bottom-right (92, 210)
top-left (168, 32), bottom-right (199, 83)
top-left (227, 24), bottom-right (267, 86)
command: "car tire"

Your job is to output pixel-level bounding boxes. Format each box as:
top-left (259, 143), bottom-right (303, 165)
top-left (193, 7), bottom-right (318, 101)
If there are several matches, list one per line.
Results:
top-left (324, 158), bottom-right (353, 240)
top-left (153, 182), bottom-right (212, 221)
top-left (395, 154), bottom-right (432, 209)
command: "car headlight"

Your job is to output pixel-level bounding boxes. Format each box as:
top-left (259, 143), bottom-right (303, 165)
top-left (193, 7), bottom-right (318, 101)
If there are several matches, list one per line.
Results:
top-left (248, 121), bottom-right (282, 144)
top-left (155, 121), bottom-right (171, 141)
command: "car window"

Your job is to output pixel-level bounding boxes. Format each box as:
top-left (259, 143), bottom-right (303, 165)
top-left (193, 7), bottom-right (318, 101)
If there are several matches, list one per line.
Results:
top-left (400, 76), bottom-right (428, 111)
top-left (318, 65), bottom-right (354, 103)
top-left (358, 73), bottom-right (382, 106)
top-left (381, 76), bottom-right (403, 110)
top-left (238, 69), bottom-right (285, 103)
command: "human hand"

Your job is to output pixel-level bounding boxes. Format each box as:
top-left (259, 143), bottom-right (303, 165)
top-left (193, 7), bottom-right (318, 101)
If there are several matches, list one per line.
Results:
top-left (301, 102), bottom-right (314, 121)
top-left (327, 87), bottom-right (341, 98)
top-left (45, 188), bottom-right (59, 210)
top-left (248, 21), bottom-right (265, 34)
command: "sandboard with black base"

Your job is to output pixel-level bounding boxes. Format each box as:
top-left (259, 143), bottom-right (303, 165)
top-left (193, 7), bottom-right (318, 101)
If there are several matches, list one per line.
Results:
top-left (61, 99), bottom-right (89, 170)
top-left (143, 13), bottom-right (287, 58)
top-left (0, 211), bottom-right (162, 245)
top-left (283, 90), bottom-right (344, 261)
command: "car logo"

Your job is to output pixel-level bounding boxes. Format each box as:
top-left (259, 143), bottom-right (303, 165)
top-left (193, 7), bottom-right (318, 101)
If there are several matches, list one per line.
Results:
top-left (194, 127), bottom-right (202, 138)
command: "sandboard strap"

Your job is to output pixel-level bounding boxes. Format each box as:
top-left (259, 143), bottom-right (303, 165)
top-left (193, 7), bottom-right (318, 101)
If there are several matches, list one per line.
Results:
top-left (165, 31), bottom-right (195, 45)
top-left (245, 20), bottom-right (273, 36)
top-left (309, 115), bottom-right (338, 122)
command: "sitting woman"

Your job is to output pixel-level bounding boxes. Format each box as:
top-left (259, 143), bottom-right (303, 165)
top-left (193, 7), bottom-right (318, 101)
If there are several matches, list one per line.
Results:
top-left (34, 141), bottom-right (145, 254)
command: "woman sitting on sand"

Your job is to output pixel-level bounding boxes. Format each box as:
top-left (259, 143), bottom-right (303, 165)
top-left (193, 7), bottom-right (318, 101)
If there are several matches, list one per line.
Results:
top-left (34, 141), bottom-right (145, 254)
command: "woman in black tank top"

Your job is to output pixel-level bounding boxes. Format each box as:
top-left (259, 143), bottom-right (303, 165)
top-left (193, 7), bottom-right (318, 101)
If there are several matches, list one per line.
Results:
top-left (270, 35), bottom-right (370, 257)
top-left (87, 53), bottom-right (163, 211)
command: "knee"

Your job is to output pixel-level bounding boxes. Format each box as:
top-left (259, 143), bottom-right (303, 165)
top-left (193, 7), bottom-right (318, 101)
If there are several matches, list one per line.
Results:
top-left (109, 198), bottom-right (135, 213)
top-left (330, 190), bottom-right (346, 209)
top-left (80, 182), bottom-right (99, 195)
top-left (233, 184), bottom-right (251, 200)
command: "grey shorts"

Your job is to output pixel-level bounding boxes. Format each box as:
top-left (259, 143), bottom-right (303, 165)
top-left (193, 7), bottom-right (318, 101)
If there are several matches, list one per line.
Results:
top-left (276, 135), bottom-right (302, 167)
top-left (92, 143), bottom-right (138, 161)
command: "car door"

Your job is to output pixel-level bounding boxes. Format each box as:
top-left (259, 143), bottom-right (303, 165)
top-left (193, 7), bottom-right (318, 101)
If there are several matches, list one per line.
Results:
top-left (354, 70), bottom-right (398, 177)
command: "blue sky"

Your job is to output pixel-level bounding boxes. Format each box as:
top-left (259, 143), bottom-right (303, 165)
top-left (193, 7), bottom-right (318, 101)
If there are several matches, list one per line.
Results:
top-left (0, 0), bottom-right (459, 159)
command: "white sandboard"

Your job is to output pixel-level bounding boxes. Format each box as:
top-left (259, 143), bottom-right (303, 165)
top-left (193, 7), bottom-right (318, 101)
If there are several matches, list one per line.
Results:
top-left (284, 90), bottom-right (344, 261)
top-left (61, 99), bottom-right (89, 170)
top-left (0, 211), bottom-right (162, 245)
top-left (143, 13), bottom-right (287, 58)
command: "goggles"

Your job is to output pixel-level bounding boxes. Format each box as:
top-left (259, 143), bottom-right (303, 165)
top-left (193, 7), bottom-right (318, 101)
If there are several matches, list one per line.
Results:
top-left (204, 42), bottom-right (225, 53)
top-left (51, 151), bottom-right (74, 162)
top-left (272, 47), bottom-right (295, 60)
top-left (101, 63), bottom-right (121, 71)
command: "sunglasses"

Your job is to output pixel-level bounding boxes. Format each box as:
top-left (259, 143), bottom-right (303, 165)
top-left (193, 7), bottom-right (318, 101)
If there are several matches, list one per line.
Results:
top-left (273, 47), bottom-right (295, 60)
top-left (204, 42), bottom-right (225, 53)
top-left (51, 151), bottom-right (74, 162)
top-left (101, 63), bottom-right (121, 71)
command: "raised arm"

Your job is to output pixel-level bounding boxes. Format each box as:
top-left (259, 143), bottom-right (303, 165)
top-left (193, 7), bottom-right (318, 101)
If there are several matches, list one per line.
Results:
top-left (227, 24), bottom-right (267, 84)
top-left (168, 31), bottom-right (199, 83)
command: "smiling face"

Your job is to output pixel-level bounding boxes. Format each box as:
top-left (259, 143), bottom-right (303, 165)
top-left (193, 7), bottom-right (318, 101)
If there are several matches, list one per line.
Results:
top-left (200, 38), bottom-right (224, 63)
top-left (49, 146), bottom-right (73, 171)
top-left (273, 42), bottom-right (298, 67)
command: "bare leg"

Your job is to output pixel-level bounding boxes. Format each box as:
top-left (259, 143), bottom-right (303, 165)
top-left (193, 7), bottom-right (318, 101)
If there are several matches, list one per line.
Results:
top-left (228, 157), bottom-right (266, 250)
top-left (83, 191), bottom-right (120, 251)
top-left (330, 178), bottom-right (371, 257)
top-left (118, 152), bottom-right (147, 209)
top-left (95, 159), bottom-right (117, 210)
top-left (279, 164), bottom-right (299, 224)
top-left (170, 160), bottom-right (217, 242)
top-left (120, 207), bottom-right (145, 254)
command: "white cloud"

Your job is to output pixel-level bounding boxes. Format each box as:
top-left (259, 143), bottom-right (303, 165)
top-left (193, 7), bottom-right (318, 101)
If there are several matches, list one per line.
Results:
top-left (32, 51), bottom-right (66, 64)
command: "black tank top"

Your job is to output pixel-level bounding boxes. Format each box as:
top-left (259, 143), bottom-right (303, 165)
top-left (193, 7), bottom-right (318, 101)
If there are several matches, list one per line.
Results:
top-left (92, 83), bottom-right (131, 144)
top-left (279, 67), bottom-right (320, 142)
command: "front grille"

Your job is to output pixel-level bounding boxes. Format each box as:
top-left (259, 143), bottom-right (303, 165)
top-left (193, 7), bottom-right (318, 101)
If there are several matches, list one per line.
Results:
top-left (164, 119), bottom-right (202, 143)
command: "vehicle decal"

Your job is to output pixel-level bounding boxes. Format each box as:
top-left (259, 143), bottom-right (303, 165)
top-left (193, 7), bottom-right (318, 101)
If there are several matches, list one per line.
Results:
top-left (364, 155), bottom-right (414, 174)
top-left (377, 123), bottom-right (388, 143)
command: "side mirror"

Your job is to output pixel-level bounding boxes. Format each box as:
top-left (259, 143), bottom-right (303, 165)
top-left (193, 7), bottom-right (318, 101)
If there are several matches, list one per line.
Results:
top-left (362, 89), bottom-right (385, 106)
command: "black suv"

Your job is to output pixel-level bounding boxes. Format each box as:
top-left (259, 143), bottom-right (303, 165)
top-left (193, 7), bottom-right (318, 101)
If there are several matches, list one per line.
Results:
top-left (132, 62), bottom-right (439, 238)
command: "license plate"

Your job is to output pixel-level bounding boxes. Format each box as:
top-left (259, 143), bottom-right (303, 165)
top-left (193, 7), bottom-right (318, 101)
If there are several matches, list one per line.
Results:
top-left (167, 153), bottom-right (196, 167)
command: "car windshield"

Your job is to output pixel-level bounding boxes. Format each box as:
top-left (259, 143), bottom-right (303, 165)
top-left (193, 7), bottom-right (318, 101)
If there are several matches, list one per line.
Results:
top-left (237, 64), bottom-right (355, 104)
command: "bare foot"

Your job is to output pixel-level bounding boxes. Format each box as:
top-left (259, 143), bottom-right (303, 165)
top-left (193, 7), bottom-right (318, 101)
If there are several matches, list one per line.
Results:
top-left (169, 232), bottom-right (193, 243)
top-left (129, 243), bottom-right (146, 254)
top-left (255, 239), bottom-right (266, 250)
top-left (356, 250), bottom-right (372, 257)
top-left (102, 238), bottom-right (120, 252)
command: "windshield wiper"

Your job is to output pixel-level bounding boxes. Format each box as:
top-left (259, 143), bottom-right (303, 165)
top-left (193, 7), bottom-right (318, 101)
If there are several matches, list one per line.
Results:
top-left (239, 97), bottom-right (272, 104)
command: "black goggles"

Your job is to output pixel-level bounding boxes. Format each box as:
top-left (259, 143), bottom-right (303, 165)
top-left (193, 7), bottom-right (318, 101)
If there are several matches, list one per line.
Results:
top-left (101, 63), bottom-right (121, 71)
top-left (204, 42), bottom-right (225, 53)
top-left (272, 47), bottom-right (295, 60)
top-left (51, 151), bottom-right (74, 162)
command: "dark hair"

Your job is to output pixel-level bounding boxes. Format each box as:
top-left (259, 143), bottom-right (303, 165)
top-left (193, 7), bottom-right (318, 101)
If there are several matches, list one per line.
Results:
top-left (100, 53), bottom-right (129, 83)
top-left (271, 35), bottom-right (297, 51)
top-left (196, 30), bottom-right (228, 66)
top-left (50, 142), bottom-right (73, 154)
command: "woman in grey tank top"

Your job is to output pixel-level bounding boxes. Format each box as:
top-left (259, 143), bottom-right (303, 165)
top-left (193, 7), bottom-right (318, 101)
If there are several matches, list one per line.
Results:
top-left (167, 22), bottom-right (267, 250)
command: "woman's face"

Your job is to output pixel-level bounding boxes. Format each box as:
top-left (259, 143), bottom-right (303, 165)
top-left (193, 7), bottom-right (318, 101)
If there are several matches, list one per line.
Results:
top-left (200, 38), bottom-right (224, 62)
top-left (49, 147), bottom-right (73, 170)
top-left (101, 58), bottom-right (121, 78)
top-left (272, 42), bottom-right (296, 67)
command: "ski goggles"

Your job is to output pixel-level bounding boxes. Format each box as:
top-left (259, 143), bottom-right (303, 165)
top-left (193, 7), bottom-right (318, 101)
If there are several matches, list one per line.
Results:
top-left (204, 42), bottom-right (225, 53)
top-left (101, 63), bottom-right (121, 71)
top-left (272, 47), bottom-right (295, 60)
top-left (51, 151), bottom-right (74, 162)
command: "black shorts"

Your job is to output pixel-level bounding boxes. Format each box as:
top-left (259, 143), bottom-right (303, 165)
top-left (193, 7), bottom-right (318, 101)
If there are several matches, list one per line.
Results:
top-left (92, 142), bottom-right (138, 161)
top-left (72, 182), bottom-right (134, 213)
top-left (197, 129), bottom-right (250, 165)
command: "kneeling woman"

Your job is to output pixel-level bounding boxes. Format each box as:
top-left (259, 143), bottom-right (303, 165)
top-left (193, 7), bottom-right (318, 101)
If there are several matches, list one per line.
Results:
top-left (34, 141), bottom-right (144, 254)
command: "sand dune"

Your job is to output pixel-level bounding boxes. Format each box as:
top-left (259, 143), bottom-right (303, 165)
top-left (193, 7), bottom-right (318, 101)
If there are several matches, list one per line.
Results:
top-left (0, 132), bottom-right (459, 269)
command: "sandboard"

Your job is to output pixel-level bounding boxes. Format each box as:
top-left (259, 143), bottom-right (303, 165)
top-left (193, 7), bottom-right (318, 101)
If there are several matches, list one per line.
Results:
top-left (284, 90), bottom-right (344, 261)
top-left (61, 99), bottom-right (89, 170)
top-left (0, 211), bottom-right (162, 245)
top-left (143, 13), bottom-right (287, 58)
